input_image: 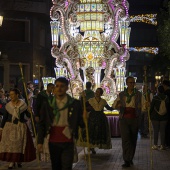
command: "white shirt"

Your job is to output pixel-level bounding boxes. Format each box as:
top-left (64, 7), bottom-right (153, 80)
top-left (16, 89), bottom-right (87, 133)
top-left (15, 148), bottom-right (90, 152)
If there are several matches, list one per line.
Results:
top-left (52, 95), bottom-right (71, 139)
top-left (88, 98), bottom-right (107, 111)
top-left (52, 95), bottom-right (69, 126)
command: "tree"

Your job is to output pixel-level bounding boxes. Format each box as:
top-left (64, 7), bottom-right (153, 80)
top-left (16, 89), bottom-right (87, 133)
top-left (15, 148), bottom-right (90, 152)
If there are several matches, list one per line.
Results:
top-left (152, 0), bottom-right (170, 76)
top-left (157, 0), bottom-right (170, 59)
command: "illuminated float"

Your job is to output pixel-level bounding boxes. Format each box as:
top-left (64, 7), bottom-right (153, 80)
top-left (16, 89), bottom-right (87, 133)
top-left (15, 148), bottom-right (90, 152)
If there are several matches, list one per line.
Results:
top-left (50, 0), bottom-right (131, 103)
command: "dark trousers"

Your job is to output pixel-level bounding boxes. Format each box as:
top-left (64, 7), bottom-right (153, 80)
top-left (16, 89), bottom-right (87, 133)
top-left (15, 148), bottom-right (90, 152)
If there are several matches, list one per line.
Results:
top-left (49, 142), bottom-right (74, 170)
top-left (119, 118), bottom-right (139, 162)
top-left (152, 120), bottom-right (167, 145)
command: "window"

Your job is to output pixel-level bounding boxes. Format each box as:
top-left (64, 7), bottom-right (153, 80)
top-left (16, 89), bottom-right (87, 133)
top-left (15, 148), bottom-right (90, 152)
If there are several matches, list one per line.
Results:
top-left (0, 19), bottom-right (30, 42)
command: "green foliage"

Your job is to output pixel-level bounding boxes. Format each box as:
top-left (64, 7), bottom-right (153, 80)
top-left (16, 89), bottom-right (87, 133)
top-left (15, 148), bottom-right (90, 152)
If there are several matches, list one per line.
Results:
top-left (157, 1), bottom-right (170, 59)
top-left (153, 0), bottom-right (170, 75)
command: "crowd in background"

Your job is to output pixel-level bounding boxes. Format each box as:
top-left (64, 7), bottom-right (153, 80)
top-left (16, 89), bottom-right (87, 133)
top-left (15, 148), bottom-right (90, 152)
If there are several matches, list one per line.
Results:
top-left (0, 78), bottom-right (169, 169)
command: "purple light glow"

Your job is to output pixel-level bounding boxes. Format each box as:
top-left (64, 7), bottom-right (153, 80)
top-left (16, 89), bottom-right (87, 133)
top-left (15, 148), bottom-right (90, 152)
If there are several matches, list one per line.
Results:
top-left (120, 49), bottom-right (128, 61)
top-left (103, 85), bottom-right (110, 94)
top-left (111, 9), bottom-right (121, 40)
top-left (110, 8), bottom-right (121, 50)
top-left (112, 40), bottom-right (120, 51)
top-left (65, 0), bottom-right (69, 8)
top-left (108, 0), bottom-right (115, 10)
top-left (102, 61), bottom-right (107, 69)
top-left (122, 0), bottom-right (129, 17)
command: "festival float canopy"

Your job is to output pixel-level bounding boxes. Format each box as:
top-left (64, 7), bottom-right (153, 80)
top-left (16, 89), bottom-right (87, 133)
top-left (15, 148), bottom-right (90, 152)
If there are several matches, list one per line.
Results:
top-left (50, 0), bottom-right (131, 102)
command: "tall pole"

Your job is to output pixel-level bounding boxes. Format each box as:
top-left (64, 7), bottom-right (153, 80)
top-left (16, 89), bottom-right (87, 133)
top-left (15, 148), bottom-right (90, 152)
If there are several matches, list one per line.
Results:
top-left (78, 56), bottom-right (92, 170)
top-left (19, 63), bottom-right (37, 138)
top-left (82, 94), bottom-right (92, 170)
top-left (143, 65), bottom-right (153, 170)
top-left (19, 63), bottom-right (41, 170)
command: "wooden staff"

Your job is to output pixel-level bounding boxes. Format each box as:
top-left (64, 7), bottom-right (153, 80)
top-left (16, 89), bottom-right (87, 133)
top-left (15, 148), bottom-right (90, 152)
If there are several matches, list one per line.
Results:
top-left (65, 60), bottom-right (92, 169)
top-left (78, 57), bottom-right (92, 170)
top-left (82, 94), bottom-right (92, 170)
top-left (19, 63), bottom-right (42, 170)
top-left (143, 65), bottom-right (153, 170)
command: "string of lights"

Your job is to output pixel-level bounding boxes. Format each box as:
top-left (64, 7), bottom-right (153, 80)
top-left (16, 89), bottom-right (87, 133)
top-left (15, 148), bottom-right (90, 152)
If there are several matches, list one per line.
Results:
top-left (129, 47), bottom-right (159, 55)
top-left (130, 14), bottom-right (157, 26)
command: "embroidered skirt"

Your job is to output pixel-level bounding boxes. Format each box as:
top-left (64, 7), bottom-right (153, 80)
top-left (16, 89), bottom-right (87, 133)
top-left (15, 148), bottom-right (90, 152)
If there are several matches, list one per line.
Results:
top-left (0, 122), bottom-right (36, 162)
top-left (77, 111), bottom-right (112, 149)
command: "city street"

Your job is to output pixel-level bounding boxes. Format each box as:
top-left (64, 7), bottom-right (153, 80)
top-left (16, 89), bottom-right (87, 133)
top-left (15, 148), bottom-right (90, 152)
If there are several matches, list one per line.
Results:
top-left (0, 0), bottom-right (170, 169)
top-left (0, 135), bottom-right (170, 170)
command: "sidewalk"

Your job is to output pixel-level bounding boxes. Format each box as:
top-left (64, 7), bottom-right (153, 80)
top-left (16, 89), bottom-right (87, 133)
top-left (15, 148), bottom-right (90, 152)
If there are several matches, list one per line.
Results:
top-left (74, 136), bottom-right (170, 170)
top-left (0, 136), bottom-right (170, 170)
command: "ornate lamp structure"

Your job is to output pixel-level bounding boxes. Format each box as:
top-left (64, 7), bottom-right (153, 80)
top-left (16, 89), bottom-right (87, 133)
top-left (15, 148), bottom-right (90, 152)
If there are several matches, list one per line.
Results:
top-left (42, 77), bottom-right (56, 90)
top-left (50, 0), bottom-right (131, 102)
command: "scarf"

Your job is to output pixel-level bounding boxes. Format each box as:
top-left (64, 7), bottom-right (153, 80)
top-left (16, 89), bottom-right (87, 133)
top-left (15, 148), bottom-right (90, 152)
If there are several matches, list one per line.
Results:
top-left (5, 99), bottom-right (27, 122)
top-left (125, 88), bottom-right (137, 104)
top-left (48, 94), bottom-right (75, 124)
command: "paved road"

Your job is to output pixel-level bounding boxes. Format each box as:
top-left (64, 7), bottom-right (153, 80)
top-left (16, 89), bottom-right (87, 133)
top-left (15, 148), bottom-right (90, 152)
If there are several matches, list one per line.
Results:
top-left (0, 136), bottom-right (170, 170)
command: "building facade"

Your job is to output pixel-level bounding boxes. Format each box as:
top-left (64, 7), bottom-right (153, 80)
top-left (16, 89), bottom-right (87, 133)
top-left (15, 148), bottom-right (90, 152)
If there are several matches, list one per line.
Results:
top-left (0, 0), bottom-right (164, 91)
top-left (0, 0), bottom-right (55, 91)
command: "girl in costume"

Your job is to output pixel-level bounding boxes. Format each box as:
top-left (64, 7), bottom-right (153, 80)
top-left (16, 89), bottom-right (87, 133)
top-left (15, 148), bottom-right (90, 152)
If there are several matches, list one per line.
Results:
top-left (79, 88), bottom-right (113, 154)
top-left (0, 88), bottom-right (36, 169)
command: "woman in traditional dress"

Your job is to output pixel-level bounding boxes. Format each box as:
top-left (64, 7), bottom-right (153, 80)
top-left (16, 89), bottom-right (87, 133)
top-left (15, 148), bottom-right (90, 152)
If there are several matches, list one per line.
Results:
top-left (80, 87), bottom-right (114, 154)
top-left (0, 88), bottom-right (36, 169)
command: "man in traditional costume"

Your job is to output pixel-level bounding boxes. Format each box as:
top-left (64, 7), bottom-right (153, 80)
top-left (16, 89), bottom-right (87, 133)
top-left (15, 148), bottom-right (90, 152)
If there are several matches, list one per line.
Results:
top-left (37, 77), bottom-right (84, 170)
top-left (113, 76), bottom-right (142, 168)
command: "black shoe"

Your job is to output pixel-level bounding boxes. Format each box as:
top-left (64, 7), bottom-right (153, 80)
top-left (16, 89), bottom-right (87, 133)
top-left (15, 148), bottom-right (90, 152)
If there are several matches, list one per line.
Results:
top-left (17, 163), bottom-right (22, 168)
top-left (122, 162), bottom-right (130, 168)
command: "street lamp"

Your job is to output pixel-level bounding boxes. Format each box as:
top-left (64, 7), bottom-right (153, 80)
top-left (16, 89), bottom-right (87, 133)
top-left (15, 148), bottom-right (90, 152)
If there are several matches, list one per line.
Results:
top-left (155, 75), bottom-right (161, 81)
top-left (155, 72), bottom-right (161, 89)
top-left (0, 15), bottom-right (3, 26)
